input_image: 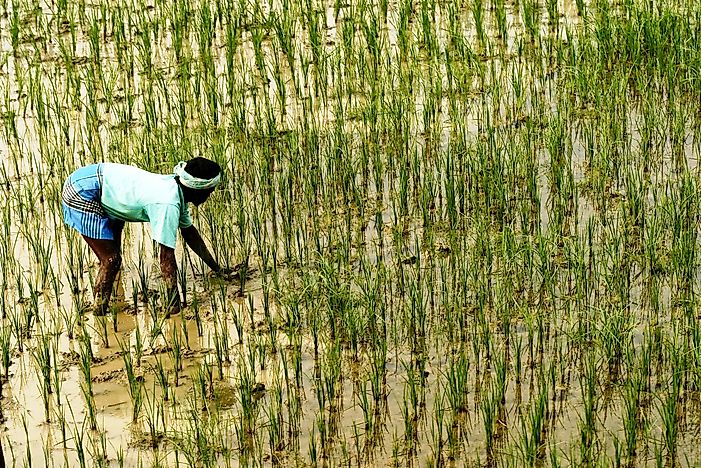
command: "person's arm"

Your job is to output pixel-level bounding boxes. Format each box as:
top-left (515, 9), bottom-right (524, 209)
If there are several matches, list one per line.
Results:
top-left (159, 244), bottom-right (181, 315)
top-left (180, 225), bottom-right (221, 273)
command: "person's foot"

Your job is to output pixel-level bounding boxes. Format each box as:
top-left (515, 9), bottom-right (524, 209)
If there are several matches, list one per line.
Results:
top-left (110, 300), bottom-right (131, 314)
top-left (164, 305), bottom-right (181, 319)
top-left (91, 301), bottom-right (110, 316)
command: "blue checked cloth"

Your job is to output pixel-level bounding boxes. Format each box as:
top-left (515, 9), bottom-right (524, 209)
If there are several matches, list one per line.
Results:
top-left (62, 164), bottom-right (115, 240)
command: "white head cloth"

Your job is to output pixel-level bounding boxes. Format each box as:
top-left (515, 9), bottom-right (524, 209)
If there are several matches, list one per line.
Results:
top-left (173, 161), bottom-right (221, 190)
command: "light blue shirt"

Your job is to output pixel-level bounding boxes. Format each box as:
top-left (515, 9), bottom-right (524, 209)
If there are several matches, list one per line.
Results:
top-left (100, 163), bottom-right (193, 248)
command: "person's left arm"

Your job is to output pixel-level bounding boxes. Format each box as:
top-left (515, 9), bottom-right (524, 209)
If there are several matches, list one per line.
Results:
top-left (181, 225), bottom-right (222, 273)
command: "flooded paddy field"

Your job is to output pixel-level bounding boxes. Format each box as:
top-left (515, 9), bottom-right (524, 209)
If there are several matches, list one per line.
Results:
top-left (1, 0), bottom-right (701, 466)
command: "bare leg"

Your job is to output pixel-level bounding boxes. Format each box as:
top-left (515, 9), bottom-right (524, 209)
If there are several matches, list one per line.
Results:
top-left (83, 235), bottom-right (122, 315)
top-left (159, 244), bottom-right (181, 317)
top-left (112, 220), bottom-right (125, 244)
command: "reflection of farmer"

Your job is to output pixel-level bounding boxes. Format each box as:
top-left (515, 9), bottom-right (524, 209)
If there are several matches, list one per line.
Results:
top-left (62, 158), bottom-right (232, 316)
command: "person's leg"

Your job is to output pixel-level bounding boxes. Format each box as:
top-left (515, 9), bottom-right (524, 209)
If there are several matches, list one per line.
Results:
top-left (112, 220), bottom-right (125, 244)
top-left (110, 220), bottom-right (127, 305)
top-left (82, 236), bottom-right (122, 315)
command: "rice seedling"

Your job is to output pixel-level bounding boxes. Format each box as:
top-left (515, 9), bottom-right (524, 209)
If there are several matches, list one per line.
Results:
top-left (77, 329), bottom-right (98, 431)
top-left (31, 324), bottom-right (54, 423)
top-left (120, 335), bottom-right (144, 424)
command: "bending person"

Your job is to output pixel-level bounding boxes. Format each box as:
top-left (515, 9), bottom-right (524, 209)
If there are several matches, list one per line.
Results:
top-left (62, 157), bottom-right (231, 316)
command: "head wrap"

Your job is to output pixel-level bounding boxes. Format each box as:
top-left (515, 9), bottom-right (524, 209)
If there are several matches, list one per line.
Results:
top-left (173, 161), bottom-right (221, 190)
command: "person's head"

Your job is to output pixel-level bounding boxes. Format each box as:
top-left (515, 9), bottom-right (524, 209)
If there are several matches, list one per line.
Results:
top-left (174, 157), bottom-right (222, 206)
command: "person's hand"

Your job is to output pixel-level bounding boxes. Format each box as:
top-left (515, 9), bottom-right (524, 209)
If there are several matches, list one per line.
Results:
top-left (214, 266), bottom-right (240, 281)
top-left (211, 261), bottom-right (247, 281)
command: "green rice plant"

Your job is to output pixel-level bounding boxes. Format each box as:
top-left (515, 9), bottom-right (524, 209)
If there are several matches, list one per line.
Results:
top-left (235, 355), bottom-right (258, 456)
top-left (481, 382), bottom-right (499, 463)
top-left (132, 320), bottom-right (144, 369)
top-left (519, 380), bottom-right (547, 465)
top-left (356, 379), bottom-right (374, 453)
top-left (471, 0), bottom-right (486, 46)
top-left (147, 292), bottom-right (168, 340)
top-left (659, 336), bottom-right (683, 463)
top-left (31, 326), bottom-right (54, 423)
top-left (308, 423), bottom-right (319, 467)
top-left (191, 292), bottom-right (203, 337)
top-left (427, 380), bottom-right (446, 465)
top-left (169, 322), bottom-right (183, 388)
top-left (119, 336), bottom-right (144, 423)
top-left (264, 374), bottom-right (285, 461)
top-left (54, 401), bottom-right (70, 460)
top-left (211, 292), bottom-right (231, 380)
top-left (16, 279), bottom-right (39, 344)
top-left (396, 0), bottom-right (412, 59)
top-left (0, 322), bottom-right (10, 384)
top-left (9, 1), bottom-right (20, 54)
top-left (400, 367), bottom-right (420, 460)
top-left (176, 393), bottom-right (226, 466)
top-left (135, 252), bottom-right (150, 305)
top-left (513, 333), bottom-right (523, 386)
top-left (579, 352), bottom-right (598, 464)
top-left (143, 383), bottom-right (165, 448)
top-left (152, 353), bottom-right (169, 402)
top-left (95, 313), bottom-right (110, 349)
top-left (77, 330), bottom-right (97, 431)
top-left (196, 358), bottom-right (215, 410)
top-left (523, 0), bottom-right (542, 43)
top-left (546, 0), bottom-right (558, 26)
top-left (41, 435), bottom-right (52, 468)
top-left (622, 355), bottom-right (642, 463)
top-left (87, 425), bottom-right (109, 468)
top-left (418, 0), bottom-right (437, 59)
top-left (71, 417), bottom-right (89, 468)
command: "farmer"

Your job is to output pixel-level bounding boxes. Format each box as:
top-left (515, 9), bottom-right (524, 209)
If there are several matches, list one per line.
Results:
top-left (62, 157), bottom-right (232, 316)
